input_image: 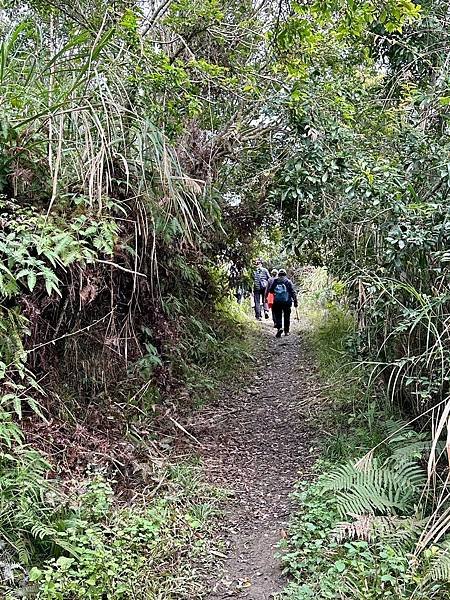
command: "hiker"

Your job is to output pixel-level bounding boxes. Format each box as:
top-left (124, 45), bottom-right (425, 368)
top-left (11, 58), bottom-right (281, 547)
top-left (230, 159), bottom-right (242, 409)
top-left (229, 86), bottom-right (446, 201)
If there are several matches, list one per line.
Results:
top-left (252, 259), bottom-right (270, 320)
top-left (266, 268), bottom-right (298, 337)
top-left (267, 269), bottom-right (278, 326)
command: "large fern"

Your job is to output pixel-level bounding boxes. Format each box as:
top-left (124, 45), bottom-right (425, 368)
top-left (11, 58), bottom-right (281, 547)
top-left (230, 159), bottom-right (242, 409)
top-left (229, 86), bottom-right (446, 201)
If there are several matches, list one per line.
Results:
top-left (427, 541), bottom-right (450, 583)
top-left (319, 456), bottom-right (426, 517)
top-left (0, 446), bottom-right (77, 566)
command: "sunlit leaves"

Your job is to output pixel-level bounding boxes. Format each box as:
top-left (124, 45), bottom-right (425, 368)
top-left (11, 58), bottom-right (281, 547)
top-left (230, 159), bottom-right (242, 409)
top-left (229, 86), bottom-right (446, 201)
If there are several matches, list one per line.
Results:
top-left (164, 0), bottom-right (224, 30)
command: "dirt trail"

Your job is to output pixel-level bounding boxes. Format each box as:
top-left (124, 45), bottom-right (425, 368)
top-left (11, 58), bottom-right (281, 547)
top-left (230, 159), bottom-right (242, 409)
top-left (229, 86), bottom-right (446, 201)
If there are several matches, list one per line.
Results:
top-left (194, 319), bottom-right (322, 599)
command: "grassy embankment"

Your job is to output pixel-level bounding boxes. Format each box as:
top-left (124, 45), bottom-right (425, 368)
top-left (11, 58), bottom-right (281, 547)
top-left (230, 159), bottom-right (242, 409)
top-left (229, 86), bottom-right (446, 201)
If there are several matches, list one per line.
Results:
top-left (3, 300), bottom-right (256, 600)
top-left (278, 270), bottom-right (450, 600)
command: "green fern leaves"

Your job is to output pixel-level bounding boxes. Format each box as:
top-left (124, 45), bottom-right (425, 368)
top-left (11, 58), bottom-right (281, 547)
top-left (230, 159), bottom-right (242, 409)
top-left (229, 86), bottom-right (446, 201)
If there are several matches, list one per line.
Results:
top-left (319, 456), bottom-right (426, 517)
top-left (428, 543), bottom-right (450, 583)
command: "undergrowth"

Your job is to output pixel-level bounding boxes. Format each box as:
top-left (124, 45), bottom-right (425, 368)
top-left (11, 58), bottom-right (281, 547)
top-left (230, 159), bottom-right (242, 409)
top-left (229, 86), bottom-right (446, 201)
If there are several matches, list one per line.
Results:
top-left (278, 270), bottom-right (450, 600)
top-left (171, 296), bottom-right (257, 405)
top-left (3, 465), bottom-right (223, 599)
top-left (0, 298), bottom-right (254, 599)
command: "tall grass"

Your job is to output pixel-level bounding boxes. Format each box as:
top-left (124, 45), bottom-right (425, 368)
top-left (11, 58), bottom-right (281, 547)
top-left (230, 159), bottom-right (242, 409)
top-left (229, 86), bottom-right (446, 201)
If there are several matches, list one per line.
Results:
top-left (279, 270), bottom-right (450, 599)
top-left (0, 9), bottom-right (207, 247)
top-left (297, 268), bottom-right (450, 571)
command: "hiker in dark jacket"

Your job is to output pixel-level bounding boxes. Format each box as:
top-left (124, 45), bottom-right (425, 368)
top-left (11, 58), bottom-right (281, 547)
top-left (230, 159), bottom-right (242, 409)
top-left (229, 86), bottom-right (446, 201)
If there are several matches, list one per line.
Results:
top-left (266, 269), bottom-right (298, 337)
top-left (253, 259), bottom-right (270, 320)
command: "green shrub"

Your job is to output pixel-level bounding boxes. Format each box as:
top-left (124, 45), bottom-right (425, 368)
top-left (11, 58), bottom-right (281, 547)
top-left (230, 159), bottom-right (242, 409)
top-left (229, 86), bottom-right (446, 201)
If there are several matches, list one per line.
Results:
top-left (279, 481), bottom-right (450, 600)
top-left (0, 466), bottom-right (220, 599)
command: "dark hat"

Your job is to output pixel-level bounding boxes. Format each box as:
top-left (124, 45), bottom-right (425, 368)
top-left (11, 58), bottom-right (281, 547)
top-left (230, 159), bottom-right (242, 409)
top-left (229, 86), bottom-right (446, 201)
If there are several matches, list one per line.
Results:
top-left (278, 269), bottom-right (287, 276)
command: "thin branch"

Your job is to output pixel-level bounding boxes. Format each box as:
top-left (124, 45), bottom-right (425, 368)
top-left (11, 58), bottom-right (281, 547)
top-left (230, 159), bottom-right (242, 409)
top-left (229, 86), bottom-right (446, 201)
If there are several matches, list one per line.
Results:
top-left (27, 311), bottom-right (115, 353)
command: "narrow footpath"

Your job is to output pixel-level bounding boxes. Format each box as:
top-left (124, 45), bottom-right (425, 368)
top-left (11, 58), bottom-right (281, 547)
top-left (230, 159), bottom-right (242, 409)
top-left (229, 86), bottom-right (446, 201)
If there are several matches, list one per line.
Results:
top-left (193, 319), bottom-right (323, 599)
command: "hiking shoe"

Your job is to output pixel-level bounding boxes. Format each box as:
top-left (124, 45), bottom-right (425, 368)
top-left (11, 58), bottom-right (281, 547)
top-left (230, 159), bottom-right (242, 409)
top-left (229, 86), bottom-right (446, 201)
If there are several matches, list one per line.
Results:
top-left (264, 312), bottom-right (269, 319)
top-left (276, 329), bottom-right (283, 338)
top-left (257, 317), bottom-right (262, 321)
top-left (285, 331), bottom-right (290, 336)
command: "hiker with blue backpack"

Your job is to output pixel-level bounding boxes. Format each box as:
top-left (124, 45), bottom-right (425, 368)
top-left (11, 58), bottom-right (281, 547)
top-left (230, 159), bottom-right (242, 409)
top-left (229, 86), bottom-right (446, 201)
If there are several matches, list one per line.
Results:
top-left (266, 269), bottom-right (298, 337)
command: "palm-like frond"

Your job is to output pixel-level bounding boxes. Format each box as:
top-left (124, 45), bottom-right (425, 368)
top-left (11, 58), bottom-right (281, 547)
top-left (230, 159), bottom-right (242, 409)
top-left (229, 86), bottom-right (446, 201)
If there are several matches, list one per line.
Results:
top-left (320, 456), bottom-right (426, 517)
top-left (425, 540), bottom-right (450, 583)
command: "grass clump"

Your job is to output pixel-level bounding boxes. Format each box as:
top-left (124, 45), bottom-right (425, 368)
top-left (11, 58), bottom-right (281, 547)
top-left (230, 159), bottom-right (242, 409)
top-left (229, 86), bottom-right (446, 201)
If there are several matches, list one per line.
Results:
top-left (308, 301), bottom-right (388, 462)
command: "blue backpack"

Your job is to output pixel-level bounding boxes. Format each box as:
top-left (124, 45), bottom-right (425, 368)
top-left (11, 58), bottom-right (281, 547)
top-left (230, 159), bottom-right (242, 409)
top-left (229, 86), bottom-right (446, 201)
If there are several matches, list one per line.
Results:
top-left (274, 282), bottom-right (289, 302)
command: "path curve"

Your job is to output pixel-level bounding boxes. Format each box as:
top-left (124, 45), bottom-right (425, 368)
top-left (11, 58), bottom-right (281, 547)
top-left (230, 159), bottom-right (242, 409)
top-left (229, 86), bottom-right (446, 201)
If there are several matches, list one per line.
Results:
top-left (194, 320), bottom-right (321, 599)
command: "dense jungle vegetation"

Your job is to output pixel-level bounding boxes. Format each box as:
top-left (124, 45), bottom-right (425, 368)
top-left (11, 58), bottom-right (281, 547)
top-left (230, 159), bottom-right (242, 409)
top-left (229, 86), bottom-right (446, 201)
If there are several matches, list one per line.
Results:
top-left (1, 0), bottom-right (450, 597)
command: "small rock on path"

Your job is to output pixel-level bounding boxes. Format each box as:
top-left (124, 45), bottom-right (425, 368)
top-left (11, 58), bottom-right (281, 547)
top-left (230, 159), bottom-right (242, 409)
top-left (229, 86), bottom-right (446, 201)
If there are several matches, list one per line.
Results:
top-left (196, 319), bottom-right (322, 599)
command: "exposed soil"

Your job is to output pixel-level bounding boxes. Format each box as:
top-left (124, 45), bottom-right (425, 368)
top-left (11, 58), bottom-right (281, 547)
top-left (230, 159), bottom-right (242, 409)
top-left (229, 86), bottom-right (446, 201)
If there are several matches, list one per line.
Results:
top-left (192, 318), bottom-right (324, 599)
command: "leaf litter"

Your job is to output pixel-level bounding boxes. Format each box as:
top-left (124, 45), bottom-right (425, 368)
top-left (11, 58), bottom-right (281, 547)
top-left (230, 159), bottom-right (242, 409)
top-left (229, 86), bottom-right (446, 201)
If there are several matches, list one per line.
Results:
top-left (192, 319), bottom-right (325, 599)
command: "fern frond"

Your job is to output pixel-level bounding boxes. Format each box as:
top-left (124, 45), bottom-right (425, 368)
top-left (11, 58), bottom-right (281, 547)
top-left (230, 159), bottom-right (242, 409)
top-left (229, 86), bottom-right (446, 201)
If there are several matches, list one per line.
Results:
top-left (319, 457), bottom-right (426, 517)
top-left (332, 514), bottom-right (423, 547)
top-left (428, 547), bottom-right (450, 582)
top-left (30, 522), bottom-right (58, 541)
top-left (386, 419), bottom-right (435, 460)
top-left (14, 536), bottom-right (31, 566)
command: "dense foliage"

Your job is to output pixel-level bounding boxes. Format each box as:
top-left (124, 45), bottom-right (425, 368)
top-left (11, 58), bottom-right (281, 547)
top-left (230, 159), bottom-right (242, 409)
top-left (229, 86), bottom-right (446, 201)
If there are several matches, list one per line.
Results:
top-left (270, 0), bottom-right (450, 418)
top-left (279, 279), bottom-right (450, 599)
top-left (2, 0), bottom-right (450, 596)
top-left (0, 0), bottom-right (270, 595)
top-left (265, 4), bottom-right (450, 585)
